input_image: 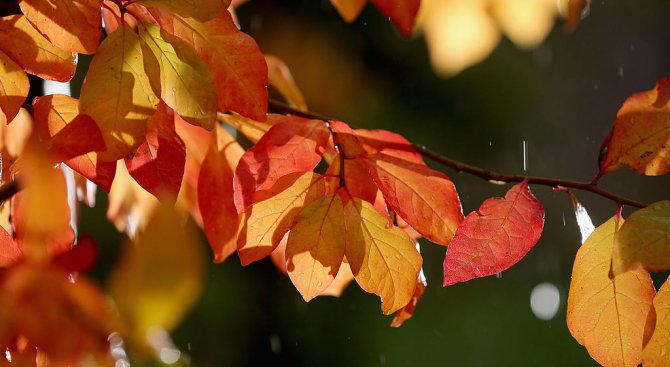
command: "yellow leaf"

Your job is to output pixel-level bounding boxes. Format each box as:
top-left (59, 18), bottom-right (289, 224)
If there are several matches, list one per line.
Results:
top-left (139, 23), bottom-right (217, 130)
top-left (643, 276), bottom-right (670, 366)
top-left (612, 201), bottom-right (670, 275)
top-left (80, 26), bottom-right (158, 161)
top-left (107, 161), bottom-right (159, 237)
top-left (0, 50), bottom-right (28, 123)
top-left (286, 195), bottom-right (346, 301)
top-left (567, 216), bottom-right (655, 367)
top-left (344, 198), bottom-right (422, 315)
top-left (108, 204), bottom-right (205, 345)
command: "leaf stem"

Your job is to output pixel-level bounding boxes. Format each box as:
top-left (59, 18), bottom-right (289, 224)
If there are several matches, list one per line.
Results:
top-left (267, 98), bottom-right (648, 209)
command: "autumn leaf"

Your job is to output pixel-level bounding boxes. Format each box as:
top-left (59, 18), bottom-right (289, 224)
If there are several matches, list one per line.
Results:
top-left (266, 55), bottom-right (308, 112)
top-left (598, 78), bottom-right (670, 177)
top-left (139, 23), bottom-right (217, 130)
top-left (108, 204), bottom-right (205, 345)
top-left (567, 216), bottom-right (655, 367)
top-left (371, 0), bottom-right (420, 36)
top-left (80, 26), bottom-right (159, 161)
top-left (0, 15), bottom-right (77, 82)
top-left (344, 197), bottom-right (422, 314)
top-left (107, 161), bottom-right (160, 236)
top-left (330, 0), bottom-right (367, 22)
top-left (140, 0), bottom-right (230, 21)
top-left (341, 158), bottom-right (390, 219)
top-left (443, 181), bottom-right (544, 286)
top-left (238, 172), bottom-right (330, 265)
top-left (355, 129), bottom-right (425, 164)
top-left (364, 153), bottom-right (463, 246)
top-left (643, 276), bottom-right (670, 366)
top-left (151, 9), bottom-right (268, 120)
top-left (32, 94), bottom-right (116, 192)
top-left (0, 226), bottom-right (21, 267)
top-left (233, 119), bottom-right (330, 212)
top-left (198, 124), bottom-right (245, 263)
top-left (611, 200), bottom-right (670, 275)
top-left (219, 113), bottom-right (291, 144)
top-left (286, 194), bottom-right (346, 301)
top-left (124, 101), bottom-right (186, 201)
top-left (391, 266), bottom-right (426, 327)
top-left (20, 0), bottom-right (102, 54)
top-left (0, 50), bottom-right (28, 123)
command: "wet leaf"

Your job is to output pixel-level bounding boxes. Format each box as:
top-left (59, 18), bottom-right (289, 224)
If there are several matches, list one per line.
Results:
top-left (0, 50), bottom-right (28, 123)
top-left (567, 216), bottom-right (655, 367)
top-left (643, 276), bottom-right (670, 366)
top-left (443, 181), bottom-right (544, 286)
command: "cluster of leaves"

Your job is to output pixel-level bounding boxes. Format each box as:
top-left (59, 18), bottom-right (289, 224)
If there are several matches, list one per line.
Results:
top-left (0, 0), bottom-right (668, 366)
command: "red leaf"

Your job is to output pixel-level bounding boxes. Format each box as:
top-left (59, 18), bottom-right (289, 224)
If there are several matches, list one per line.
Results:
top-left (355, 129), bottom-right (424, 164)
top-left (443, 181), bottom-right (544, 286)
top-left (233, 119), bottom-right (329, 212)
top-left (45, 115), bottom-right (106, 163)
top-left (0, 226), bottom-right (21, 267)
top-left (52, 236), bottom-right (98, 274)
top-left (370, 0), bottom-right (420, 36)
top-left (124, 102), bottom-right (186, 202)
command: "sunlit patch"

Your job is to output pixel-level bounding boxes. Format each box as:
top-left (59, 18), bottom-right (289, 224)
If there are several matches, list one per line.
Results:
top-left (43, 80), bottom-right (71, 96)
top-left (530, 282), bottom-right (560, 320)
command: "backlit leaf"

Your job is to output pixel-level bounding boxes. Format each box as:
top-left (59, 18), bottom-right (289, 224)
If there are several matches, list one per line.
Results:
top-left (152, 10), bottom-right (268, 120)
top-left (0, 226), bottom-right (21, 267)
top-left (233, 119), bottom-right (329, 212)
top-left (391, 260), bottom-right (426, 327)
top-left (443, 181), bottom-right (544, 286)
top-left (330, 0), bottom-right (367, 22)
top-left (611, 201), bottom-right (670, 275)
top-left (364, 153), bottom-right (463, 246)
top-left (355, 129), bottom-right (424, 164)
top-left (20, 0), bottom-right (102, 54)
top-left (0, 50), bottom-right (28, 123)
top-left (219, 113), bottom-right (289, 144)
top-left (0, 15), bottom-right (76, 82)
top-left (599, 78), bottom-right (670, 177)
top-left (107, 161), bottom-right (160, 237)
top-left (371, 0), bottom-right (420, 36)
top-left (286, 195), bottom-right (346, 301)
top-left (266, 55), bottom-right (308, 112)
top-left (567, 216), bottom-right (655, 367)
top-left (108, 204), bottom-right (205, 344)
top-left (139, 23), bottom-right (217, 130)
top-left (238, 172), bottom-right (330, 265)
top-left (80, 26), bottom-right (159, 161)
top-left (643, 276), bottom-right (670, 366)
top-left (124, 101), bottom-right (186, 201)
top-left (140, 0), bottom-right (230, 21)
top-left (344, 198), bottom-right (422, 314)
top-left (198, 124), bottom-right (244, 263)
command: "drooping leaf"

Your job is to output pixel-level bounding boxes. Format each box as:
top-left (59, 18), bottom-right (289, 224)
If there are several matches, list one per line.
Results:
top-left (106, 161), bottom-right (160, 237)
top-left (32, 95), bottom-right (116, 191)
top-left (108, 204), bottom-right (205, 345)
top-left (151, 10), bottom-right (268, 120)
top-left (237, 172), bottom-right (330, 265)
top-left (443, 181), bottom-right (544, 286)
top-left (198, 124), bottom-right (244, 263)
top-left (611, 200), bottom-right (670, 275)
top-left (0, 50), bottom-right (28, 123)
top-left (643, 276), bottom-right (670, 366)
top-left (124, 101), bottom-right (186, 201)
top-left (567, 216), bottom-right (655, 367)
top-left (566, 190), bottom-right (595, 244)
top-left (265, 54), bottom-right (308, 112)
top-left (233, 119), bottom-right (329, 212)
top-left (139, 23), bottom-right (217, 130)
top-left (364, 153), bottom-right (463, 246)
top-left (286, 194), bottom-right (346, 301)
top-left (370, 0), bottom-right (420, 36)
top-left (344, 197), bottom-right (422, 314)
top-left (20, 0), bottom-right (102, 54)
top-left (0, 15), bottom-right (77, 81)
top-left (391, 261), bottom-right (426, 327)
top-left (80, 26), bottom-right (159, 161)
top-left (140, 0), bottom-right (230, 21)
top-left (598, 78), bottom-right (670, 177)
top-left (330, 0), bottom-right (367, 22)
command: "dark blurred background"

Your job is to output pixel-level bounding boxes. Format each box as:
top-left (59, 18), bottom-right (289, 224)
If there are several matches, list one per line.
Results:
top-left (74, 1), bottom-right (670, 366)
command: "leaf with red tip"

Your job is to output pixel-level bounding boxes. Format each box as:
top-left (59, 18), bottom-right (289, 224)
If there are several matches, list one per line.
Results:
top-left (443, 181), bottom-right (544, 286)
top-left (370, 0), bottom-right (420, 36)
top-left (233, 119), bottom-right (329, 212)
top-left (0, 50), bottom-right (29, 123)
top-left (125, 101), bottom-right (186, 201)
top-left (198, 125), bottom-right (245, 263)
top-left (598, 78), bottom-right (670, 177)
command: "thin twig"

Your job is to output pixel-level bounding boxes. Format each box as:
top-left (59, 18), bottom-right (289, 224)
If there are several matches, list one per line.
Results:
top-left (267, 98), bottom-right (648, 209)
top-left (0, 181), bottom-right (19, 205)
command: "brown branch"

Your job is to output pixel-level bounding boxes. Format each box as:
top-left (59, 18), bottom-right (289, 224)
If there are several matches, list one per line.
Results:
top-left (0, 181), bottom-right (20, 206)
top-left (267, 98), bottom-right (648, 209)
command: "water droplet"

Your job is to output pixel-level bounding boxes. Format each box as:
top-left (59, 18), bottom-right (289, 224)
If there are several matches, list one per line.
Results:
top-left (530, 282), bottom-right (561, 320)
top-left (496, 272), bottom-right (503, 279)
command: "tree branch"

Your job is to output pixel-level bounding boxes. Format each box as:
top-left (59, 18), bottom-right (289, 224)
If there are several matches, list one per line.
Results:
top-left (0, 180), bottom-right (19, 206)
top-left (267, 98), bottom-right (648, 209)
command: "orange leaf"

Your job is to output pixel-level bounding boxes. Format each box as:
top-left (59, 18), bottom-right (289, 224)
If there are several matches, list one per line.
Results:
top-left (443, 181), bottom-right (544, 286)
top-left (20, 0), bottom-right (102, 54)
top-left (140, 0), bottom-right (230, 21)
top-left (0, 225), bottom-right (21, 267)
top-left (106, 161), bottom-right (160, 236)
top-left (567, 216), bottom-right (655, 367)
top-left (599, 78), bottom-right (670, 177)
top-left (643, 276), bottom-right (670, 366)
top-left (611, 200), bottom-right (670, 275)
top-left (124, 101), bottom-right (186, 201)
top-left (286, 194), bottom-right (346, 301)
top-left (237, 172), bottom-right (330, 265)
top-left (152, 10), bottom-right (268, 120)
top-left (364, 153), bottom-right (463, 245)
top-left (219, 113), bottom-right (292, 144)
top-left (330, 0), bottom-right (367, 22)
top-left (198, 124), bottom-right (244, 263)
top-left (0, 50), bottom-right (28, 123)
top-left (0, 15), bottom-right (77, 82)
top-left (79, 26), bottom-right (159, 161)
top-left (370, 0), bottom-right (420, 36)
top-left (265, 55), bottom-right (308, 112)
top-left (344, 197), bottom-right (422, 314)
top-left (233, 119), bottom-right (329, 212)
top-left (355, 129), bottom-right (425, 164)
top-left (391, 261), bottom-right (426, 327)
